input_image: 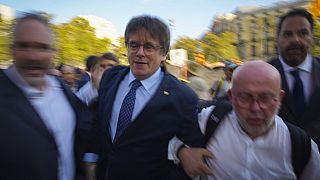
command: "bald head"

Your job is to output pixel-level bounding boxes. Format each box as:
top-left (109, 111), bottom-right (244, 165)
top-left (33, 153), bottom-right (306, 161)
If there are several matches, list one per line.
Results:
top-left (232, 60), bottom-right (282, 91)
top-left (229, 60), bottom-right (285, 139)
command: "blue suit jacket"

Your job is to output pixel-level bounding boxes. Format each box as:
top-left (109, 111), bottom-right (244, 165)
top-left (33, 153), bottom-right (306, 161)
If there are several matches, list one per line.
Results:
top-left (269, 57), bottom-right (320, 149)
top-left (0, 69), bottom-right (85, 180)
top-left (93, 66), bottom-right (204, 180)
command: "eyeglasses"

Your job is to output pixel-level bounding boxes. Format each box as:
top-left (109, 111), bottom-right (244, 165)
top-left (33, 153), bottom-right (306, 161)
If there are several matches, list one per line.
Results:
top-left (126, 41), bottom-right (163, 55)
top-left (13, 42), bottom-right (55, 52)
top-left (234, 92), bottom-right (278, 109)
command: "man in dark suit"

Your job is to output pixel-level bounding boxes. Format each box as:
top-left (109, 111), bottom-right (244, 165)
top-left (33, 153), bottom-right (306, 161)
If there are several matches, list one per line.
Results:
top-left (85, 15), bottom-right (204, 180)
top-left (269, 9), bottom-right (320, 148)
top-left (77, 55), bottom-right (97, 90)
top-left (0, 13), bottom-right (84, 180)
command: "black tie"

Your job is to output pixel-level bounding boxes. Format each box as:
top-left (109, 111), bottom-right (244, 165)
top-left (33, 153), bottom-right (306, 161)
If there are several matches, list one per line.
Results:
top-left (290, 70), bottom-right (306, 117)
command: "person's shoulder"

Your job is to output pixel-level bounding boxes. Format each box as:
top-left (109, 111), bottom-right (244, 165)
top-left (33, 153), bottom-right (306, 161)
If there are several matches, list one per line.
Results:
top-left (0, 69), bottom-right (11, 83)
top-left (267, 57), bottom-right (279, 64)
top-left (108, 65), bottom-right (128, 74)
top-left (0, 69), bottom-right (4, 78)
top-left (166, 73), bottom-right (193, 89)
top-left (312, 56), bottom-right (320, 66)
top-left (101, 65), bottom-right (128, 83)
top-left (165, 73), bottom-right (198, 98)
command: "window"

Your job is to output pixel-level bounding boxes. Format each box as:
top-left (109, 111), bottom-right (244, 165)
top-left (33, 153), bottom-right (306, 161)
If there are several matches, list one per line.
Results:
top-left (251, 45), bottom-right (256, 57)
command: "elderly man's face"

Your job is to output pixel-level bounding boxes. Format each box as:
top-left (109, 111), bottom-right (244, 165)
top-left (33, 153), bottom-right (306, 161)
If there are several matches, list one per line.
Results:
top-left (228, 62), bottom-right (284, 138)
top-left (127, 28), bottom-right (166, 80)
top-left (12, 19), bottom-right (54, 88)
top-left (277, 15), bottom-right (314, 67)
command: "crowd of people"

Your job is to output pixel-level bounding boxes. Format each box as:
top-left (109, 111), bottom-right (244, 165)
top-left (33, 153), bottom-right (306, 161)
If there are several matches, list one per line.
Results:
top-left (0, 8), bottom-right (319, 180)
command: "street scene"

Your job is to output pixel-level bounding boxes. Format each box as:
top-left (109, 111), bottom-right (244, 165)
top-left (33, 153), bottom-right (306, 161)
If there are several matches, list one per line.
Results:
top-left (0, 0), bottom-right (320, 180)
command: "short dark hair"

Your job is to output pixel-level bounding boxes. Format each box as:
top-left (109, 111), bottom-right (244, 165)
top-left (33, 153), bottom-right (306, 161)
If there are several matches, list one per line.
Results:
top-left (13, 12), bottom-right (52, 39)
top-left (124, 15), bottom-right (170, 54)
top-left (277, 8), bottom-right (314, 35)
top-left (101, 52), bottom-right (119, 63)
top-left (85, 55), bottom-right (99, 71)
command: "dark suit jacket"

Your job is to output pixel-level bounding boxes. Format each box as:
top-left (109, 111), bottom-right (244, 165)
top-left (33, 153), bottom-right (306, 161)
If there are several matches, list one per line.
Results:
top-left (77, 72), bottom-right (91, 91)
top-left (92, 66), bottom-right (204, 180)
top-left (0, 69), bottom-right (85, 180)
top-left (269, 57), bottom-right (320, 148)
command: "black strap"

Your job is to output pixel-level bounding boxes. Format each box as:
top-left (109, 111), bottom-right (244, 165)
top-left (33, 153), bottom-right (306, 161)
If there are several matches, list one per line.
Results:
top-left (203, 99), bottom-right (311, 178)
top-left (204, 100), bottom-right (232, 145)
top-left (284, 121), bottom-right (311, 178)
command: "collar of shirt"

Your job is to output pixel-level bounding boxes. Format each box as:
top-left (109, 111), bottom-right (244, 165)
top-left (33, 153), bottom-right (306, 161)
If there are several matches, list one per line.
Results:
top-left (5, 65), bottom-right (51, 99)
top-left (279, 53), bottom-right (312, 73)
top-left (128, 67), bottom-right (162, 94)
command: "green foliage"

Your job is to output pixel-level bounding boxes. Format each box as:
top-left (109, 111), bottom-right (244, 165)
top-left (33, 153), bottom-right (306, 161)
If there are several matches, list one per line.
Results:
top-left (53, 17), bottom-right (111, 67)
top-left (312, 20), bottom-right (320, 57)
top-left (201, 31), bottom-right (239, 62)
top-left (171, 32), bottom-right (239, 63)
top-left (0, 17), bottom-right (12, 63)
top-left (114, 36), bottom-right (128, 65)
top-left (172, 37), bottom-right (199, 60)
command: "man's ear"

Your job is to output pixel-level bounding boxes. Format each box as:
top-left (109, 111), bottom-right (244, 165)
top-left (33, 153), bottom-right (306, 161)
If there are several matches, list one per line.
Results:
top-left (162, 52), bottom-right (168, 61)
top-left (278, 89), bottom-right (285, 105)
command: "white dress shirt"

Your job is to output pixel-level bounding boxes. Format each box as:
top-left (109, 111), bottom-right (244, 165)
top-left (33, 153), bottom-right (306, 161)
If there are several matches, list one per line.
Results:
top-left (169, 105), bottom-right (320, 180)
top-left (5, 65), bottom-right (76, 180)
top-left (279, 54), bottom-right (313, 103)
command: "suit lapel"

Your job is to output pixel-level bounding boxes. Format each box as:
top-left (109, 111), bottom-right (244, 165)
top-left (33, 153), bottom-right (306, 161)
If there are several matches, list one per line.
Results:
top-left (303, 58), bottom-right (320, 119)
top-left (0, 72), bottom-right (56, 143)
top-left (272, 59), bottom-right (297, 117)
top-left (100, 67), bottom-right (130, 143)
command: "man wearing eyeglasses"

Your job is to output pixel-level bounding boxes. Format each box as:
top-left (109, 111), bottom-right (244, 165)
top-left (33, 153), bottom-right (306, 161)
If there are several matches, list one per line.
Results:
top-left (170, 60), bottom-right (320, 179)
top-left (84, 15), bottom-right (204, 180)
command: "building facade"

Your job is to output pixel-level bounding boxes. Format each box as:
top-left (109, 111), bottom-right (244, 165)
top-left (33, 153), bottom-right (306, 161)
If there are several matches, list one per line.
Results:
top-left (0, 4), bottom-right (15, 21)
top-left (210, 0), bottom-right (312, 61)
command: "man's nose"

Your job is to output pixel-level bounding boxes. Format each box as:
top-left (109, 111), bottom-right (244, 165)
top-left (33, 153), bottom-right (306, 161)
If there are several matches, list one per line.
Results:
top-left (136, 45), bottom-right (146, 56)
top-left (292, 33), bottom-right (301, 44)
top-left (24, 50), bottom-right (41, 60)
top-left (249, 99), bottom-right (262, 112)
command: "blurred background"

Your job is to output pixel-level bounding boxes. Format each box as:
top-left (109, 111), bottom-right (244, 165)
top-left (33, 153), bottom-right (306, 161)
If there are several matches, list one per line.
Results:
top-left (0, 0), bottom-right (319, 86)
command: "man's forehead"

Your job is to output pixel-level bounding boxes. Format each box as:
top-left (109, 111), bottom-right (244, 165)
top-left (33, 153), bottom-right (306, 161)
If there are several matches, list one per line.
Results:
top-left (128, 29), bottom-right (159, 42)
top-left (14, 19), bottom-right (53, 41)
top-left (281, 16), bottom-right (311, 29)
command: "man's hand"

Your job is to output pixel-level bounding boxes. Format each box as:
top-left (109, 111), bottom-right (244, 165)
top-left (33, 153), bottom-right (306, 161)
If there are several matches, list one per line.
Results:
top-left (178, 147), bottom-right (214, 178)
top-left (84, 162), bottom-right (97, 180)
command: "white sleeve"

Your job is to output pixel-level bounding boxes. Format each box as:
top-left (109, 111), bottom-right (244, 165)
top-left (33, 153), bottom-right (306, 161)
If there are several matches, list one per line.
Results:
top-left (167, 136), bottom-right (185, 163)
top-left (75, 81), bottom-right (98, 105)
top-left (300, 140), bottom-right (320, 180)
top-left (198, 105), bottom-right (215, 133)
top-left (167, 105), bottom-right (215, 163)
